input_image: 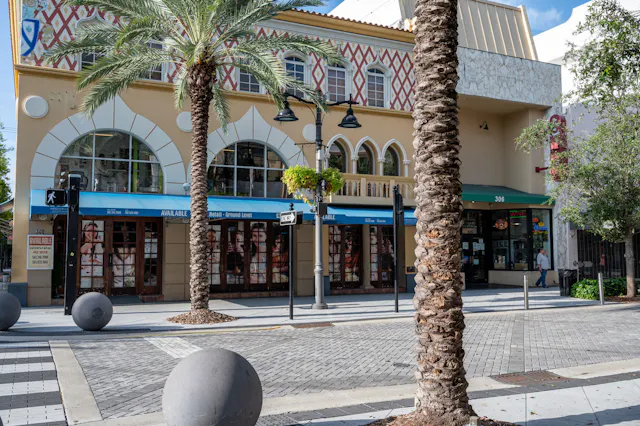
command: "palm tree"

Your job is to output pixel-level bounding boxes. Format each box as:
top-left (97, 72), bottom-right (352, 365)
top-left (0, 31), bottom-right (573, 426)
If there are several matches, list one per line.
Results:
top-left (411, 0), bottom-right (475, 424)
top-left (48, 0), bottom-right (341, 323)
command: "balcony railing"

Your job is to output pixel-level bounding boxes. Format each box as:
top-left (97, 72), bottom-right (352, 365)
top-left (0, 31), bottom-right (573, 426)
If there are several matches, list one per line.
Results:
top-left (329, 174), bottom-right (416, 206)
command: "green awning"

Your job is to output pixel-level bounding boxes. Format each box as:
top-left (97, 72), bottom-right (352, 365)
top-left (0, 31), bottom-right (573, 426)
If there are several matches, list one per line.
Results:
top-left (462, 184), bottom-right (550, 205)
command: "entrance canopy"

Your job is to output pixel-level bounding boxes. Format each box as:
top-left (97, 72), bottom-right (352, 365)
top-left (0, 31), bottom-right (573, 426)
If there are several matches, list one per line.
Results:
top-left (30, 190), bottom-right (416, 225)
top-left (462, 184), bottom-right (550, 205)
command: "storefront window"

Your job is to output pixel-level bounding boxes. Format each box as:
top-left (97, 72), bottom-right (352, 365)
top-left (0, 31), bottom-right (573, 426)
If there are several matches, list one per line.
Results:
top-left (532, 210), bottom-right (553, 269)
top-left (509, 210), bottom-right (529, 270)
top-left (492, 211), bottom-right (509, 270)
top-left (56, 131), bottom-right (163, 193)
top-left (79, 220), bottom-right (106, 291)
top-left (208, 142), bottom-right (287, 198)
top-left (329, 225), bottom-right (363, 289)
top-left (370, 226), bottom-right (394, 288)
top-left (206, 220), bottom-right (289, 292)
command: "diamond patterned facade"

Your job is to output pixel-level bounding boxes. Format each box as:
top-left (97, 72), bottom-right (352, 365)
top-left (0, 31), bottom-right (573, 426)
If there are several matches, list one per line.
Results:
top-left (21, 3), bottom-right (416, 112)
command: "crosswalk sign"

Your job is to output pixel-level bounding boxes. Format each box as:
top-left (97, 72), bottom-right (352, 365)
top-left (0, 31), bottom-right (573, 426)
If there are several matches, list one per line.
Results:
top-left (45, 189), bottom-right (67, 206)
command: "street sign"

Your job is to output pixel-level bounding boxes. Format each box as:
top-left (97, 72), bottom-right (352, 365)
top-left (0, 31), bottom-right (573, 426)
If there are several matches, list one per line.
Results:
top-left (280, 210), bottom-right (302, 226)
top-left (45, 189), bottom-right (67, 206)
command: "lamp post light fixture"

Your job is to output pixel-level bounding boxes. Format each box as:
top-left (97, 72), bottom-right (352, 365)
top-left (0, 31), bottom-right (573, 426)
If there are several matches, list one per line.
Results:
top-left (275, 92), bottom-right (361, 310)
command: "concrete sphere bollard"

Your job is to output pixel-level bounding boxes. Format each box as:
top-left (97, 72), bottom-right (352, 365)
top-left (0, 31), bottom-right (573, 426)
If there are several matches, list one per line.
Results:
top-left (71, 292), bottom-right (113, 331)
top-left (0, 292), bottom-right (21, 331)
top-left (163, 348), bottom-right (263, 426)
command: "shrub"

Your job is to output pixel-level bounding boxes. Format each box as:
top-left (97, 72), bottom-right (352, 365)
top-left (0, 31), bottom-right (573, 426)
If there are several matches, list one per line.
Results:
top-left (570, 277), bottom-right (633, 300)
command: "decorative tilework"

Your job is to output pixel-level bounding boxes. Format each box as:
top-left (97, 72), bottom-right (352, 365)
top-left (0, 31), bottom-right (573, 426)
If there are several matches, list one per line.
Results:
top-left (20, 3), bottom-right (560, 112)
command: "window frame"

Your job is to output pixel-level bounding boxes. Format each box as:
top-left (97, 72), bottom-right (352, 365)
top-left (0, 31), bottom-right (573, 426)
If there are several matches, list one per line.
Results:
top-left (326, 64), bottom-right (350, 103)
top-left (208, 142), bottom-right (288, 199)
top-left (284, 54), bottom-right (308, 99)
top-left (237, 68), bottom-right (263, 94)
top-left (56, 131), bottom-right (163, 194)
top-left (141, 41), bottom-right (166, 82)
top-left (366, 67), bottom-right (388, 108)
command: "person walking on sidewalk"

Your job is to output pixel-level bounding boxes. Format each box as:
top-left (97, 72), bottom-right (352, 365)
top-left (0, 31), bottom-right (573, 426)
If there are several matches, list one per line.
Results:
top-left (536, 248), bottom-right (550, 288)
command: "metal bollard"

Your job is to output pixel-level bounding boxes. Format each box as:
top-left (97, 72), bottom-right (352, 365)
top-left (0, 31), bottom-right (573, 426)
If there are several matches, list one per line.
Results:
top-left (598, 273), bottom-right (605, 305)
top-left (524, 274), bottom-right (529, 310)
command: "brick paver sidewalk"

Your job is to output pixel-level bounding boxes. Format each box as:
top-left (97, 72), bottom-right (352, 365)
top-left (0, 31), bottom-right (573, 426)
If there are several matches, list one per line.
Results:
top-left (68, 305), bottom-right (640, 420)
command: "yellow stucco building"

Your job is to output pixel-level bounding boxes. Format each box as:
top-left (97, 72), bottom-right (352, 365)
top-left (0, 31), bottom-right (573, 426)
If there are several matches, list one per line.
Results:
top-left (8, 0), bottom-right (561, 306)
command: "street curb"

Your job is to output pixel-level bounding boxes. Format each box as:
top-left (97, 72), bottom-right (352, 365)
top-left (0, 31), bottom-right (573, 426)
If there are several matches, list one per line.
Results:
top-left (50, 340), bottom-right (103, 424)
top-left (549, 357), bottom-right (640, 379)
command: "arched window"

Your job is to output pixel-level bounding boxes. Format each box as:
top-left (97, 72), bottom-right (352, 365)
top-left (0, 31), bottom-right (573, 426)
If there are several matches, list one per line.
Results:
top-left (383, 147), bottom-right (400, 176)
top-left (328, 142), bottom-right (347, 172)
top-left (367, 68), bottom-right (386, 108)
top-left (55, 131), bottom-right (163, 193)
top-left (357, 144), bottom-right (374, 175)
top-left (207, 141), bottom-right (287, 198)
top-left (285, 55), bottom-right (306, 99)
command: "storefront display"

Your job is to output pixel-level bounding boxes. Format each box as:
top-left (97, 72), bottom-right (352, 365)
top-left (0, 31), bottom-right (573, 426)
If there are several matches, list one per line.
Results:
top-left (329, 225), bottom-right (363, 290)
top-left (206, 220), bottom-right (289, 293)
top-left (370, 226), bottom-right (395, 288)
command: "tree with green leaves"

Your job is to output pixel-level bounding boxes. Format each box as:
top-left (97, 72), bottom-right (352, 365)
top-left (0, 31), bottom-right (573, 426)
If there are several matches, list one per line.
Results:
top-left (0, 124), bottom-right (13, 223)
top-left (48, 0), bottom-right (342, 323)
top-left (517, 0), bottom-right (640, 298)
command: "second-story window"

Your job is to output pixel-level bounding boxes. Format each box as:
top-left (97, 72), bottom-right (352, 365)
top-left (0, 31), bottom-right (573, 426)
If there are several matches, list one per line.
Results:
top-left (81, 51), bottom-right (103, 70)
top-left (239, 70), bottom-right (260, 93)
top-left (285, 56), bottom-right (306, 99)
top-left (327, 65), bottom-right (347, 102)
top-left (143, 41), bottom-right (164, 81)
top-left (367, 68), bottom-right (386, 108)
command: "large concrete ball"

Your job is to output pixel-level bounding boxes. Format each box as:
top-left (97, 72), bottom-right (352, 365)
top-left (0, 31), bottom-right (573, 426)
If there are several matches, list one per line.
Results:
top-left (163, 348), bottom-right (263, 426)
top-left (71, 292), bottom-right (113, 331)
top-left (0, 292), bottom-right (21, 331)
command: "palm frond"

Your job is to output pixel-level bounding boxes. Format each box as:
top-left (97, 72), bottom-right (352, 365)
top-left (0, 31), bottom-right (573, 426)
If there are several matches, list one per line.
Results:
top-left (79, 51), bottom-right (173, 115)
top-left (233, 35), bottom-right (344, 66)
top-left (211, 84), bottom-right (231, 132)
top-left (113, 17), bottom-right (171, 50)
top-left (65, 0), bottom-right (171, 21)
top-left (76, 47), bottom-right (173, 91)
top-left (173, 65), bottom-right (189, 110)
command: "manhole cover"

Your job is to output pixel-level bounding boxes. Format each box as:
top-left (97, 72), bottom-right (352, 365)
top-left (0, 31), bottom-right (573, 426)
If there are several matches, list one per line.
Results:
top-left (492, 371), bottom-right (566, 385)
top-left (292, 322), bottom-right (334, 329)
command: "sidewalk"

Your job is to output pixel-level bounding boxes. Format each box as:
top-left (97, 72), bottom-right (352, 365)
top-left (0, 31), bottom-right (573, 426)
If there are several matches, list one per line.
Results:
top-left (292, 377), bottom-right (640, 425)
top-left (4, 288), bottom-right (600, 336)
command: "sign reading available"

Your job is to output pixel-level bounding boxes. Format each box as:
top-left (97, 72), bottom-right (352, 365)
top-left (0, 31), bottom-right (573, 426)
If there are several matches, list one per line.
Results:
top-left (27, 234), bottom-right (54, 270)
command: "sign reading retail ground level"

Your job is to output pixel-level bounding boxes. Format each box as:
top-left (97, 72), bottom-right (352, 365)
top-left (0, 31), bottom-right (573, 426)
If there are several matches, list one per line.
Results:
top-left (45, 189), bottom-right (67, 206)
top-left (280, 210), bottom-right (303, 226)
top-left (26, 234), bottom-right (54, 270)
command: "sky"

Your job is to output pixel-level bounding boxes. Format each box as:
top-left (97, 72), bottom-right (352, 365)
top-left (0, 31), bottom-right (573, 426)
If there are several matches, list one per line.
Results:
top-left (0, 0), bottom-right (588, 193)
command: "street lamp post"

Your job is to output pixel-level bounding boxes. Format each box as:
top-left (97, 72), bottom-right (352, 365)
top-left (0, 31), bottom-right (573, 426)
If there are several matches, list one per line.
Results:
top-left (275, 92), bottom-right (361, 310)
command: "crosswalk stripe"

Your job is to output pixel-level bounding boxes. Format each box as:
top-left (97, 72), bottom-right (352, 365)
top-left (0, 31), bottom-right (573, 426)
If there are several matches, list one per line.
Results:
top-left (0, 351), bottom-right (52, 360)
top-left (0, 363), bottom-right (56, 375)
top-left (0, 404), bottom-right (65, 426)
top-left (145, 337), bottom-right (202, 359)
top-left (0, 380), bottom-right (60, 396)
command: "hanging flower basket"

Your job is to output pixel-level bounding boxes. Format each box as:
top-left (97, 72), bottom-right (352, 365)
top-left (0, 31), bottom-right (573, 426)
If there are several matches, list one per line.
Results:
top-left (282, 165), bottom-right (344, 206)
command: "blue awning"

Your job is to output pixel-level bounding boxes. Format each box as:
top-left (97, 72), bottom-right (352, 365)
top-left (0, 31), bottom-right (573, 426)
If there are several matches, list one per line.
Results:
top-left (30, 190), bottom-right (416, 225)
top-left (324, 206), bottom-right (416, 226)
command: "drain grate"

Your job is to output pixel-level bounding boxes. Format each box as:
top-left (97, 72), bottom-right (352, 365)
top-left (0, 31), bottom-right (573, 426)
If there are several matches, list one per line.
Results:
top-left (492, 370), bottom-right (566, 385)
top-left (292, 322), bottom-right (334, 329)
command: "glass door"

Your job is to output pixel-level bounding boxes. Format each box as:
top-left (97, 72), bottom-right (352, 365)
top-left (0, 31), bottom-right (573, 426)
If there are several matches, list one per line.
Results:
top-left (462, 235), bottom-right (487, 283)
top-left (108, 220), bottom-right (138, 295)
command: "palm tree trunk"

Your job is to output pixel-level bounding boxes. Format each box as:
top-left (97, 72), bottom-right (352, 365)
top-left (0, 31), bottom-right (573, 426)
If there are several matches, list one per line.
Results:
top-left (412, 0), bottom-right (475, 424)
top-left (624, 233), bottom-right (636, 298)
top-left (188, 63), bottom-right (216, 312)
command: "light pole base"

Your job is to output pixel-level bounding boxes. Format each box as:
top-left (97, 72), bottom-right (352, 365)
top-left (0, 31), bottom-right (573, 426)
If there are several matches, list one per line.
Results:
top-left (312, 302), bottom-right (328, 310)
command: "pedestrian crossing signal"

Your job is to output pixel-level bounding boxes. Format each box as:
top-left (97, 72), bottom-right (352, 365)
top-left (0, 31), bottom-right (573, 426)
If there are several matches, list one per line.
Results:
top-left (45, 189), bottom-right (67, 206)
